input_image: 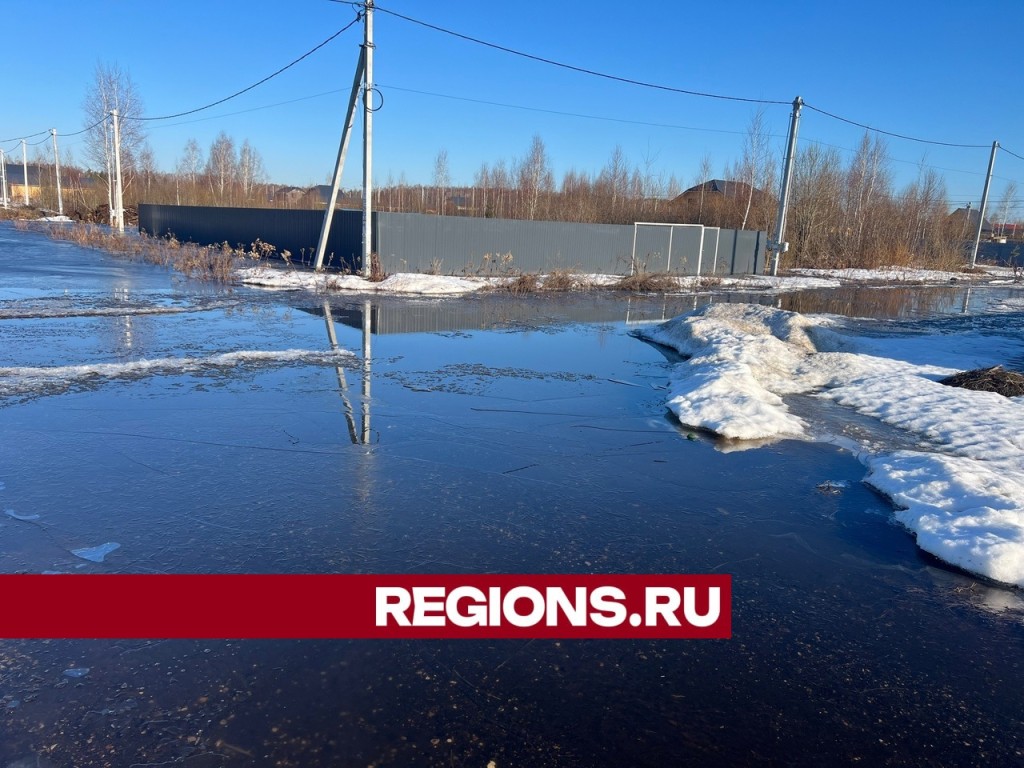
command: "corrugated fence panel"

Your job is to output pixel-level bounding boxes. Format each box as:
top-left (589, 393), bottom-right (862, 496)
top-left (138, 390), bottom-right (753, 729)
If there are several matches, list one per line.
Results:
top-left (138, 205), bottom-right (364, 270)
top-left (376, 213), bottom-right (635, 275)
top-left (138, 205), bottom-right (767, 276)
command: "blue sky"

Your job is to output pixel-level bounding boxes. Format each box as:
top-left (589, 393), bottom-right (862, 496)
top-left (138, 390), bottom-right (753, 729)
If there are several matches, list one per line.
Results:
top-left (4, 0), bottom-right (1023, 214)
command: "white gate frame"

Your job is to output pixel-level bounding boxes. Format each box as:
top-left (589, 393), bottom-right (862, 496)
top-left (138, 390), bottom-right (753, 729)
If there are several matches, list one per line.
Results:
top-left (631, 222), bottom-right (705, 275)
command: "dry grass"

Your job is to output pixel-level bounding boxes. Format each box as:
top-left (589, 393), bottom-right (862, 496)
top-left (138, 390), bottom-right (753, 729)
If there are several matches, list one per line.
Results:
top-left (502, 273), bottom-right (541, 295)
top-left (0, 206), bottom-right (42, 222)
top-left (35, 222), bottom-right (236, 282)
top-left (368, 252), bottom-right (387, 282)
top-left (542, 268), bottom-right (586, 291)
top-left (939, 366), bottom-right (1024, 398)
top-left (615, 271), bottom-right (681, 292)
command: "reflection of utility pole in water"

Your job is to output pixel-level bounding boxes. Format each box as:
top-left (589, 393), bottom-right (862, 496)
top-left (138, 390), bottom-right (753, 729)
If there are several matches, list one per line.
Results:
top-left (961, 285), bottom-right (972, 314)
top-left (361, 300), bottom-right (372, 445)
top-left (323, 300), bottom-right (360, 444)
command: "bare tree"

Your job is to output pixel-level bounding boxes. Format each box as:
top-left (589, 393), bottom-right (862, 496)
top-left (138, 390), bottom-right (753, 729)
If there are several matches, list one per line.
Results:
top-left (175, 139), bottom-right (204, 204)
top-left (206, 132), bottom-right (237, 204)
top-left (238, 140), bottom-right (266, 202)
top-left (137, 142), bottom-right (157, 198)
top-left (82, 62), bottom-right (146, 204)
top-left (997, 181), bottom-right (1018, 237)
top-left (516, 135), bottom-right (552, 220)
top-left (433, 149), bottom-right (451, 215)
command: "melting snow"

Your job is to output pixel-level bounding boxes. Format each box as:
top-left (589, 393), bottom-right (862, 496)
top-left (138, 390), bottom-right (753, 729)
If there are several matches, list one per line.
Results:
top-left (639, 302), bottom-right (1024, 587)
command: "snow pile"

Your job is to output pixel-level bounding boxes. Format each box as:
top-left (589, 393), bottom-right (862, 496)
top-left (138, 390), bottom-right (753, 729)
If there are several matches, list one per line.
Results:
top-left (640, 304), bottom-right (821, 439)
top-left (640, 303), bottom-right (1024, 587)
top-left (235, 265), bottom-right (847, 296)
top-left (791, 266), bottom-right (976, 283)
top-left (235, 266), bottom-right (490, 295)
top-left (375, 273), bottom-right (488, 295)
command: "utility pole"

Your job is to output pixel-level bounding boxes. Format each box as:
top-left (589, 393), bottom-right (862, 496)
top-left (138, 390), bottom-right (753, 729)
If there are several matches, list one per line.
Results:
top-left (111, 109), bottom-right (126, 232)
top-left (0, 150), bottom-right (8, 209)
top-left (769, 96), bottom-right (802, 276)
top-left (50, 129), bottom-right (64, 216)
top-left (21, 140), bottom-right (28, 207)
top-left (313, 49), bottom-right (366, 271)
top-left (968, 140), bottom-right (998, 269)
top-left (362, 0), bottom-right (375, 278)
top-left (106, 121), bottom-right (115, 225)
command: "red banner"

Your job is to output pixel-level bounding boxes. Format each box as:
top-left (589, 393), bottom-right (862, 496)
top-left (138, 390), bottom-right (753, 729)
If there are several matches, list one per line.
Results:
top-left (0, 574), bottom-right (731, 639)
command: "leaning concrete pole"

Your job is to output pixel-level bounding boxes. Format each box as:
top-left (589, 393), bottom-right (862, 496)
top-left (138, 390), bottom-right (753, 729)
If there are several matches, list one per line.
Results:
top-left (968, 140), bottom-right (998, 269)
top-left (50, 130), bottom-right (64, 215)
top-left (769, 96), bottom-right (803, 276)
top-left (361, 0), bottom-right (374, 278)
top-left (314, 48), bottom-right (366, 272)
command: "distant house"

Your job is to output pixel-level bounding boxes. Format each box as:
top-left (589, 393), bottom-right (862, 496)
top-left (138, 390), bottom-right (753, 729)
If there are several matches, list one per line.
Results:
top-left (947, 207), bottom-right (993, 235)
top-left (3, 163), bottom-right (44, 204)
top-left (673, 179), bottom-right (770, 206)
top-left (670, 178), bottom-right (774, 229)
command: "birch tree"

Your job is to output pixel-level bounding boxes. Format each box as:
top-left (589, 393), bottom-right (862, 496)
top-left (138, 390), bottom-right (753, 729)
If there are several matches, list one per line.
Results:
top-left (82, 62), bottom-right (146, 203)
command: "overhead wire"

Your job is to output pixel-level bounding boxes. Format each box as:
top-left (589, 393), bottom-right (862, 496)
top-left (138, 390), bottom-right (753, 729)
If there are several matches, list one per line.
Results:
top-left (126, 15), bottom-right (361, 122)
top-left (372, 3), bottom-right (1016, 158)
top-left (372, 4), bottom-right (789, 106)
top-left (0, 13), bottom-right (359, 143)
top-left (1001, 146), bottom-right (1024, 162)
top-left (801, 103), bottom-right (991, 149)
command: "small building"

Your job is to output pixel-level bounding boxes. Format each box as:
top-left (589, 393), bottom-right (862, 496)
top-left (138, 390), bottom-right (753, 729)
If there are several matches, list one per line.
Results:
top-left (3, 163), bottom-right (44, 204)
top-left (947, 207), bottom-right (993, 236)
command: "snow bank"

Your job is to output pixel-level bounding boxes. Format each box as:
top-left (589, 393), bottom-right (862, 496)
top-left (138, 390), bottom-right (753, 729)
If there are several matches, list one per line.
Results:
top-left (640, 303), bottom-right (1024, 587)
top-left (235, 266), bottom-right (490, 295)
top-left (234, 265), bottom-right (847, 296)
top-left (639, 304), bottom-right (821, 439)
top-left (791, 266), bottom-right (977, 283)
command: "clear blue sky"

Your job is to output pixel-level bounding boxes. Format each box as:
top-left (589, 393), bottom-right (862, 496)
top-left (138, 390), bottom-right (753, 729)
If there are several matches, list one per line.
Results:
top-left (4, 0), bottom-right (1023, 214)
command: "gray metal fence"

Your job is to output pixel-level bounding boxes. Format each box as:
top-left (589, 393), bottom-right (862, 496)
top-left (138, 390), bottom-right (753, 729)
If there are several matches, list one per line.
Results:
top-left (138, 204), bottom-right (767, 276)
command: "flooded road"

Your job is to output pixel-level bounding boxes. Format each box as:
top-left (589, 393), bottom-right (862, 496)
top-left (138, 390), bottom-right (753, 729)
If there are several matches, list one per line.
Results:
top-left (1, 222), bottom-right (1023, 766)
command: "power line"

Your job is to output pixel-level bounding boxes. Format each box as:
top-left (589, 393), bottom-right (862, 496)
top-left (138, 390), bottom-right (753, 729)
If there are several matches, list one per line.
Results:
top-left (62, 116), bottom-right (109, 138)
top-left (127, 15), bottom-right (360, 122)
top-left (0, 17), bottom-right (358, 147)
top-left (373, 4), bottom-right (790, 106)
top-left (0, 129), bottom-right (48, 144)
top-left (802, 103), bottom-right (990, 149)
top-left (1002, 146), bottom-right (1024, 162)
top-left (377, 83), bottom-right (755, 138)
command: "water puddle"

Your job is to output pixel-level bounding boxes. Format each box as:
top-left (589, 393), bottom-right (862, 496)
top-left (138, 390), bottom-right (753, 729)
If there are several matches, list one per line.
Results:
top-left (0, 226), bottom-right (1023, 765)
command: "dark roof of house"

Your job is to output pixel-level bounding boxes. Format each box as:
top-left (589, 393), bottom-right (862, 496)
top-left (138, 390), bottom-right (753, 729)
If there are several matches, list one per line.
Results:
top-left (4, 163), bottom-right (44, 186)
top-left (674, 179), bottom-right (770, 202)
top-left (949, 207), bottom-right (993, 233)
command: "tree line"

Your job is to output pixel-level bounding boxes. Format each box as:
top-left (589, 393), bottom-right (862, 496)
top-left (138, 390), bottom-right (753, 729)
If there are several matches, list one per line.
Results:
top-left (17, 62), bottom-right (1022, 269)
